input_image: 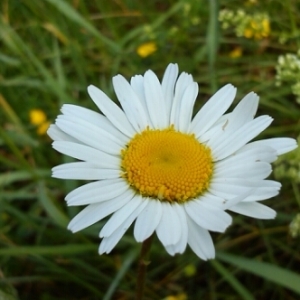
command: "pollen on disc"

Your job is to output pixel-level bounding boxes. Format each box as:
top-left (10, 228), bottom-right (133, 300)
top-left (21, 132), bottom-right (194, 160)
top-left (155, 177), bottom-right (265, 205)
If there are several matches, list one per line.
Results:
top-left (121, 127), bottom-right (213, 203)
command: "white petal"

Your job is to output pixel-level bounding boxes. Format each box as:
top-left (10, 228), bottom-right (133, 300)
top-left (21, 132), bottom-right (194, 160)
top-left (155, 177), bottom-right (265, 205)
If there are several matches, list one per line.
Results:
top-left (47, 124), bottom-right (78, 142)
top-left (223, 92), bottom-right (259, 132)
top-left (214, 161), bottom-right (272, 180)
top-left (98, 196), bottom-right (149, 253)
top-left (197, 191), bottom-right (251, 211)
top-left (55, 117), bottom-right (121, 155)
top-left (229, 202), bottom-right (276, 219)
top-left (61, 104), bottom-right (129, 145)
top-left (209, 178), bottom-right (281, 201)
top-left (68, 189), bottom-right (134, 232)
top-left (100, 195), bottom-right (147, 238)
top-left (113, 75), bottom-right (149, 131)
top-left (65, 178), bottom-right (129, 206)
top-left (57, 113), bottom-right (124, 147)
top-left (184, 199), bottom-right (232, 232)
top-left (52, 162), bottom-right (120, 180)
top-left (161, 63), bottom-right (179, 118)
top-left (164, 203), bottom-right (188, 255)
top-left (187, 216), bottom-right (215, 260)
top-left (217, 143), bottom-right (277, 165)
top-left (134, 199), bottom-right (162, 242)
top-left (130, 75), bottom-right (153, 127)
top-left (87, 85), bottom-right (135, 137)
top-left (249, 138), bottom-right (298, 155)
top-left (170, 72), bottom-right (193, 129)
top-left (52, 141), bottom-right (120, 168)
top-left (189, 84), bottom-right (237, 137)
top-left (144, 70), bottom-right (168, 128)
top-left (156, 202), bottom-right (182, 246)
top-left (209, 115), bottom-right (273, 160)
top-left (177, 82), bottom-right (199, 132)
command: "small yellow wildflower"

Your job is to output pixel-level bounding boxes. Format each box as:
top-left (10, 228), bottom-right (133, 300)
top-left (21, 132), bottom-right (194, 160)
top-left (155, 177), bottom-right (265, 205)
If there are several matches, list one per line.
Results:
top-left (37, 120), bottom-right (51, 135)
top-left (29, 109), bottom-right (47, 125)
top-left (244, 17), bottom-right (270, 40)
top-left (29, 109), bottom-right (49, 135)
top-left (136, 42), bottom-right (157, 58)
top-left (229, 47), bottom-right (243, 58)
top-left (219, 9), bottom-right (270, 40)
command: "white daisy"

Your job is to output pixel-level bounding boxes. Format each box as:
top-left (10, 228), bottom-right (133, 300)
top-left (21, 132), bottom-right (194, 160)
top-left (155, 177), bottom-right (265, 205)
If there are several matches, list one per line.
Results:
top-left (48, 63), bottom-right (297, 260)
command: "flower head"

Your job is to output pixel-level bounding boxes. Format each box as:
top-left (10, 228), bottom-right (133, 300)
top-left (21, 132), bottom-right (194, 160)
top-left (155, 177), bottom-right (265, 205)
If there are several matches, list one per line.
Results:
top-left (30, 109), bottom-right (50, 135)
top-left (30, 109), bottom-right (47, 125)
top-left (136, 42), bottom-right (157, 58)
top-left (48, 64), bottom-right (297, 260)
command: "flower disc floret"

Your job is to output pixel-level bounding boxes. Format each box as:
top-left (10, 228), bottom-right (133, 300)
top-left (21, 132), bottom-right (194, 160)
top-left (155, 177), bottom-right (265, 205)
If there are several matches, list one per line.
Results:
top-left (121, 127), bottom-right (213, 203)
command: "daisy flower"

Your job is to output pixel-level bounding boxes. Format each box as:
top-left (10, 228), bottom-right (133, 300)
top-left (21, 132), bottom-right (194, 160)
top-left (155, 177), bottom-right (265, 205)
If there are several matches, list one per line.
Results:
top-left (48, 64), bottom-right (297, 260)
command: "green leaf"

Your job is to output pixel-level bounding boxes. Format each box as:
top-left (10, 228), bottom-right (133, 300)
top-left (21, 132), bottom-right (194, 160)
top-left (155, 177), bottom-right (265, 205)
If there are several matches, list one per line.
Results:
top-left (0, 244), bottom-right (96, 256)
top-left (37, 180), bottom-right (69, 228)
top-left (44, 0), bottom-right (120, 53)
top-left (217, 252), bottom-right (300, 295)
top-left (211, 259), bottom-right (254, 300)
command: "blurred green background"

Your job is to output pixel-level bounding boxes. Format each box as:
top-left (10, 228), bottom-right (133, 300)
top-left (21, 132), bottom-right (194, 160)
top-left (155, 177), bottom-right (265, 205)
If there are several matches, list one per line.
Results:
top-left (1, 0), bottom-right (300, 299)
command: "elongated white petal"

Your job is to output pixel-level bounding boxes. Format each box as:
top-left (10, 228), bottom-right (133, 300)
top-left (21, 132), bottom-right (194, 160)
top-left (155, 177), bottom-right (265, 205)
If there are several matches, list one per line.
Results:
top-left (47, 124), bottom-right (78, 142)
top-left (187, 216), bottom-right (215, 260)
top-left (209, 179), bottom-right (281, 201)
top-left (55, 117), bottom-right (121, 155)
top-left (52, 162), bottom-right (120, 180)
top-left (130, 75), bottom-right (153, 128)
top-left (177, 82), bottom-right (199, 132)
top-left (249, 138), bottom-right (298, 155)
top-left (99, 195), bottom-right (148, 239)
top-left (61, 104), bottom-right (129, 145)
top-left (218, 143), bottom-right (277, 165)
top-left (88, 85), bottom-right (135, 137)
top-left (190, 84), bottom-right (237, 137)
top-left (197, 190), bottom-right (252, 210)
top-left (170, 72), bottom-right (194, 129)
top-left (156, 202), bottom-right (182, 246)
top-left (113, 75), bottom-right (149, 131)
top-left (184, 200), bottom-right (232, 232)
top-left (68, 189), bottom-right (134, 232)
top-left (161, 63), bottom-right (179, 118)
top-left (229, 202), bottom-right (276, 219)
top-left (214, 161), bottom-right (272, 180)
top-left (164, 203), bottom-right (188, 255)
top-left (222, 92), bottom-right (259, 133)
top-left (57, 113), bottom-right (124, 146)
top-left (52, 141), bottom-right (120, 168)
top-left (144, 70), bottom-right (168, 128)
top-left (66, 178), bottom-right (129, 206)
top-left (209, 116), bottom-right (273, 160)
top-left (134, 199), bottom-right (162, 242)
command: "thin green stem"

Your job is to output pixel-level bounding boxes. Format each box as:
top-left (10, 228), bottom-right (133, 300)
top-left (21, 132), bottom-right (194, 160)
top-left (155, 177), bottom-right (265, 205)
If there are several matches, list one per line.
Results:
top-left (135, 235), bottom-right (154, 300)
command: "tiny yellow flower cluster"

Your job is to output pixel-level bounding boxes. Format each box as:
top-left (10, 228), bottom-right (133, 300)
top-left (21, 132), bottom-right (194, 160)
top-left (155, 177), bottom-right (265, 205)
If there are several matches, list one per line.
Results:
top-left (136, 42), bottom-right (157, 58)
top-left (276, 50), bottom-right (300, 103)
top-left (29, 109), bottom-right (50, 135)
top-left (219, 9), bottom-right (270, 40)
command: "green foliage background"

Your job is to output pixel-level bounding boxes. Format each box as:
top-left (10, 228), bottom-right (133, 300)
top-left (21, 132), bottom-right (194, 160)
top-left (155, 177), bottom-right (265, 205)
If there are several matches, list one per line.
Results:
top-left (1, 0), bottom-right (300, 299)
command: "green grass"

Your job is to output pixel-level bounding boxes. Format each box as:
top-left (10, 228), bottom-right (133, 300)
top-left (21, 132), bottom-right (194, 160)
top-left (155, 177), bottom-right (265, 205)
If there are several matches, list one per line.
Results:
top-left (1, 0), bottom-right (300, 299)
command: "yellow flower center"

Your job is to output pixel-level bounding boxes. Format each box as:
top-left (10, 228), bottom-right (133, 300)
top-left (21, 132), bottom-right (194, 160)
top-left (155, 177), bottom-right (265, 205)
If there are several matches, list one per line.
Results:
top-left (121, 127), bottom-right (213, 203)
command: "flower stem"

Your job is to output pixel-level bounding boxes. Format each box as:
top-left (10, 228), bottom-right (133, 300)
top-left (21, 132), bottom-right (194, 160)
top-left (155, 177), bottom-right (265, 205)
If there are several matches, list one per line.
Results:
top-left (135, 235), bottom-right (153, 300)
